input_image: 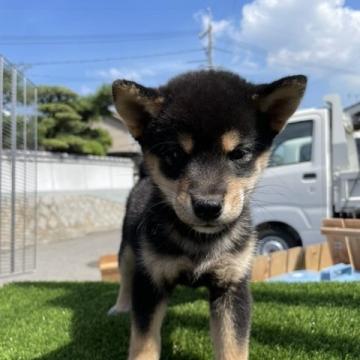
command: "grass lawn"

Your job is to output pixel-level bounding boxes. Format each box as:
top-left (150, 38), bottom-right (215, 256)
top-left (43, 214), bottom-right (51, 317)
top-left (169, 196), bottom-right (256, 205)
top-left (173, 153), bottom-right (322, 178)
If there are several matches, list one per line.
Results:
top-left (0, 282), bottom-right (359, 359)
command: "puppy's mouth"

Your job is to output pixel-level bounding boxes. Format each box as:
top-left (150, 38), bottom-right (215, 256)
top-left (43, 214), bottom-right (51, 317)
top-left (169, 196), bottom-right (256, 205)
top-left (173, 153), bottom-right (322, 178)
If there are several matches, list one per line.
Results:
top-left (192, 224), bottom-right (225, 234)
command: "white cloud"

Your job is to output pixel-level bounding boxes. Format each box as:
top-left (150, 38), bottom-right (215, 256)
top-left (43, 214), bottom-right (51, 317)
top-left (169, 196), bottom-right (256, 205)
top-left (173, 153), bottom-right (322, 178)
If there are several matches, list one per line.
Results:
top-left (233, 0), bottom-right (360, 86)
top-left (195, 10), bottom-right (231, 36)
top-left (79, 85), bottom-right (93, 95)
top-left (196, 1), bottom-right (359, 96)
top-left (92, 61), bottom-right (196, 86)
top-left (95, 68), bottom-right (156, 82)
top-left (195, 10), bottom-right (232, 45)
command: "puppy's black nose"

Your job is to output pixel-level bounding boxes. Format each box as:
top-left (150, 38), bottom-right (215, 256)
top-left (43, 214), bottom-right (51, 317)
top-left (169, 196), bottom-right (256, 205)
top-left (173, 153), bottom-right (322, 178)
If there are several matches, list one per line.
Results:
top-left (191, 196), bottom-right (222, 221)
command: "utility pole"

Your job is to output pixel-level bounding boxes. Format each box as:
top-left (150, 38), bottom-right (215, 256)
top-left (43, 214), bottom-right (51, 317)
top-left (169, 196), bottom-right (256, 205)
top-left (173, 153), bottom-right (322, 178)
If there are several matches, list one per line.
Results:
top-left (199, 8), bottom-right (213, 69)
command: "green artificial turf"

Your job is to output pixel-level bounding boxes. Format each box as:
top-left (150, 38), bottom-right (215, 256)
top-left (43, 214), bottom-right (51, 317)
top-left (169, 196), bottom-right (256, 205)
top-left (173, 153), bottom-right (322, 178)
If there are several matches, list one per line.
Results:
top-left (0, 282), bottom-right (359, 359)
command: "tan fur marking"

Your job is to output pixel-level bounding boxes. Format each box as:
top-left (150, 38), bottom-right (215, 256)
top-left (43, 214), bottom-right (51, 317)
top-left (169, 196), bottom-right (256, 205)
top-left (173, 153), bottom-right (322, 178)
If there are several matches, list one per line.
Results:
top-left (256, 81), bottom-right (305, 131)
top-left (142, 242), bottom-right (193, 285)
top-left (113, 246), bottom-right (135, 312)
top-left (144, 153), bottom-right (178, 203)
top-left (255, 151), bottom-right (271, 172)
top-left (144, 153), bottom-right (197, 226)
top-left (210, 303), bottom-right (249, 360)
top-left (178, 133), bottom-right (193, 154)
top-left (211, 239), bottom-right (256, 285)
top-left (221, 130), bottom-right (241, 153)
top-left (209, 238), bottom-right (255, 360)
top-left (175, 178), bottom-right (196, 224)
top-left (222, 151), bottom-right (270, 223)
top-left (128, 301), bottom-right (167, 360)
top-left (113, 82), bottom-right (164, 138)
top-left (222, 178), bottom-right (245, 224)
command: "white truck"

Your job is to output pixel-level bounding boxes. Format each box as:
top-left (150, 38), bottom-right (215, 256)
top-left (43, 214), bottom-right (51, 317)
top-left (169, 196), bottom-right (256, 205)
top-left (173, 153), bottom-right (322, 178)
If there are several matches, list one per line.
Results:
top-left (253, 95), bottom-right (360, 254)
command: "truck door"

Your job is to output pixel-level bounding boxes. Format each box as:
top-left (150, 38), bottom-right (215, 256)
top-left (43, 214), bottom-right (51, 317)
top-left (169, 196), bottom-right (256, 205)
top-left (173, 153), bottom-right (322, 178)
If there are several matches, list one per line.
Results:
top-left (252, 114), bottom-right (327, 251)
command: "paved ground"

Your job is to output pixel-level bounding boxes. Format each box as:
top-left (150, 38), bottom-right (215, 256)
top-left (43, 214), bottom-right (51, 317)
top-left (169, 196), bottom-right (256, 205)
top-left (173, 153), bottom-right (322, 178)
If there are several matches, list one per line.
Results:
top-left (0, 230), bottom-right (121, 285)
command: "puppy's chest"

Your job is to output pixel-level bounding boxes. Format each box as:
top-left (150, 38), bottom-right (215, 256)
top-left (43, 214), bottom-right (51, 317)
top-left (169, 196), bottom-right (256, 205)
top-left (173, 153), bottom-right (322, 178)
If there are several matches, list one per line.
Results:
top-left (141, 238), bottom-right (255, 287)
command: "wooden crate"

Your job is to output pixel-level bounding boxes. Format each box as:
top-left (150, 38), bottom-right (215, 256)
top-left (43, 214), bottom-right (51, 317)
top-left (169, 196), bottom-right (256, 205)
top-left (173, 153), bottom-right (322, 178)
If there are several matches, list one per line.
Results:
top-left (251, 242), bottom-right (333, 282)
top-left (98, 254), bottom-right (120, 283)
top-left (98, 243), bottom-right (335, 284)
top-left (321, 218), bottom-right (360, 271)
top-left (99, 217), bottom-right (360, 283)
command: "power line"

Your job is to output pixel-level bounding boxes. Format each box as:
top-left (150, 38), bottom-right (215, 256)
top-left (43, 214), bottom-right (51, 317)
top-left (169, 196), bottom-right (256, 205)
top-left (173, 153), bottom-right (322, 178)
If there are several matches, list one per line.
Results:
top-left (220, 39), bottom-right (267, 54)
top-left (29, 59), bottom-right (206, 83)
top-left (0, 30), bottom-right (196, 39)
top-left (19, 49), bottom-right (203, 67)
top-left (0, 38), bottom-right (193, 46)
top-left (214, 47), bottom-right (233, 55)
top-left (0, 30), bottom-right (198, 46)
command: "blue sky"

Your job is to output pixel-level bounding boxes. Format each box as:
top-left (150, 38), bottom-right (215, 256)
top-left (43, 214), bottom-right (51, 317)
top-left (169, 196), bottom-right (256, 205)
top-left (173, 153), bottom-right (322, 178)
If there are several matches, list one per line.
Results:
top-left (1, 0), bottom-right (360, 108)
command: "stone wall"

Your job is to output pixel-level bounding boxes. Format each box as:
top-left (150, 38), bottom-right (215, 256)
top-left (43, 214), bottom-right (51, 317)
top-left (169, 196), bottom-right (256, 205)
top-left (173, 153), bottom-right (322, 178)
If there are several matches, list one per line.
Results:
top-left (37, 191), bottom-right (127, 244)
top-left (34, 152), bottom-right (134, 243)
top-left (0, 153), bottom-right (134, 249)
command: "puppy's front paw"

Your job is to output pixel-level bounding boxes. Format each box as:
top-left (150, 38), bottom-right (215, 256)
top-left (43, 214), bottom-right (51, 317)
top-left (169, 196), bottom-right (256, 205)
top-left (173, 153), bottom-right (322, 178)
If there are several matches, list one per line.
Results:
top-left (107, 302), bottom-right (131, 316)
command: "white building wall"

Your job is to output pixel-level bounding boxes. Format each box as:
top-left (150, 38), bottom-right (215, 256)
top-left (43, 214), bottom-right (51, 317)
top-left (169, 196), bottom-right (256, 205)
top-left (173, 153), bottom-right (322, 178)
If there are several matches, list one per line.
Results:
top-left (37, 152), bottom-right (134, 192)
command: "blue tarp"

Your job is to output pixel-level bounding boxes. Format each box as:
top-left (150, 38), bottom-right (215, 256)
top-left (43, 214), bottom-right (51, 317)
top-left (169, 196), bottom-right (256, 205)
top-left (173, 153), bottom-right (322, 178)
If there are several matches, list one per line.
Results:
top-left (268, 263), bottom-right (360, 283)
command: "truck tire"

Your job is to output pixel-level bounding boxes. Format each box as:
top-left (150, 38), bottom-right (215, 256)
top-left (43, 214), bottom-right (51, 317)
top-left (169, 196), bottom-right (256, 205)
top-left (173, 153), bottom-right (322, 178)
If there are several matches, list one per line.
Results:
top-left (257, 227), bottom-right (299, 255)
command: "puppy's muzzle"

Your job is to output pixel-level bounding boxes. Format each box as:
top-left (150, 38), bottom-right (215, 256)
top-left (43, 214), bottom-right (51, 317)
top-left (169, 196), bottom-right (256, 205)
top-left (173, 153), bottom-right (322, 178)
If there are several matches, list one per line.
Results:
top-left (191, 195), bottom-right (223, 221)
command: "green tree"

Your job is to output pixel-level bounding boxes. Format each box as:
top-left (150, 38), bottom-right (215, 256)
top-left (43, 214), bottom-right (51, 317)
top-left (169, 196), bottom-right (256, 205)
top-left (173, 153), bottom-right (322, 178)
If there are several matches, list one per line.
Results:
top-left (91, 84), bottom-right (112, 117)
top-left (37, 85), bottom-right (112, 156)
top-left (37, 86), bottom-right (78, 105)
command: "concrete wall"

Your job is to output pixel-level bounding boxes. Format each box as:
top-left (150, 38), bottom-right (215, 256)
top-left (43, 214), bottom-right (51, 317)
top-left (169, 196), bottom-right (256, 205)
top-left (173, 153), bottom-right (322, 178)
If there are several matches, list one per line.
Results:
top-left (36, 152), bottom-right (134, 243)
top-left (37, 152), bottom-right (134, 192)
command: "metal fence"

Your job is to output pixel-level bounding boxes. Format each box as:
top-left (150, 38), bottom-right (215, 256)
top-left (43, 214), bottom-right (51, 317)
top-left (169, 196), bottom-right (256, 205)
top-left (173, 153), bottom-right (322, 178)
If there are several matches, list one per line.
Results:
top-left (0, 56), bottom-right (38, 277)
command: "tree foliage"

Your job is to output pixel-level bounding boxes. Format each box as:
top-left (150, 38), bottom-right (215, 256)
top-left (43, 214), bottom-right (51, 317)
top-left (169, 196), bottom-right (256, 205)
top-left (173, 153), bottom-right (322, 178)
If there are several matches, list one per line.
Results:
top-left (37, 85), bottom-right (113, 156)
top-left (90, 84), bottom-right (112, 118)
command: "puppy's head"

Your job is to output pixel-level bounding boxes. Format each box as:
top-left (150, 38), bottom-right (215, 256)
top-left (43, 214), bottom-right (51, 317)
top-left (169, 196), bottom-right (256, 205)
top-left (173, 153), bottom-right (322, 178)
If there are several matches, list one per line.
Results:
top-left (113, 71), bottom-right (306, 234)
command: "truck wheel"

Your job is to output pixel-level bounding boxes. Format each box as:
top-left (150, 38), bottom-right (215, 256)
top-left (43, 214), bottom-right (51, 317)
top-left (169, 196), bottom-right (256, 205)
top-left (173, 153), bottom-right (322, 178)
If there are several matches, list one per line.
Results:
top-left (257, 227), bottom-right (298, 255)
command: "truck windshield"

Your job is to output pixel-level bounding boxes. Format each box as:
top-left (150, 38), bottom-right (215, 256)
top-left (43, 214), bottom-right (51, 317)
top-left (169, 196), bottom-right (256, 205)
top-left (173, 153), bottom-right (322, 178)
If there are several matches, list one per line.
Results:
top-left (269, 120), bottom-right (313, 167)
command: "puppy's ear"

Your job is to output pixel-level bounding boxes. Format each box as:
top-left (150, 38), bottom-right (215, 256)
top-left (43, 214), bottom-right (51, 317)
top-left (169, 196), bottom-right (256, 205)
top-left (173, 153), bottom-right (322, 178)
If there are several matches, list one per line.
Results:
top-left (112, 80), bottom-right (164, 138)
top-left (253, 75), bottom-right (307, 132)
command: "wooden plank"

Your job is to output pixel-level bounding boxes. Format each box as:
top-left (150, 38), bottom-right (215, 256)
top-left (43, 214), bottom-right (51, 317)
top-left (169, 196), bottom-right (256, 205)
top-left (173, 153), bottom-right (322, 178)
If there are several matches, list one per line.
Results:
top-left (319, 242), bottom-right (333, 269)
top-left (347, 236), bottom-right (360, 271)
top-left (270, 250), bottom-right (288, 277)
top-left (343, 219), bottom-right (360, 270)
top-left (98, 254), bottom-right (118, 268)
top-left (322, 218), bottom-right (345, 227)
top-left (341, 219), bottom-right (360, 270)
top-left (98, 254), bottom-right (121, 283)
top-left (321, 227), bottom-right (360, 236)
top-left (101, 270), bottom-right (121, 283)
top-left (100, 261), bottom-right (118, 271)
top-left (305, 244), bottom-right (322, 271)
top-left (322, 219), bottom-right (350, 265)
top-left (344, 219), bottom-right (360, 229)
top-left (251, 255), bottom-right (271, 282)
top-left (322, 218), bottom-right (360, 270)
top-left (287, 247), bottom-right (304, 272)
top-left (326, 234), bottom-right (351, 264)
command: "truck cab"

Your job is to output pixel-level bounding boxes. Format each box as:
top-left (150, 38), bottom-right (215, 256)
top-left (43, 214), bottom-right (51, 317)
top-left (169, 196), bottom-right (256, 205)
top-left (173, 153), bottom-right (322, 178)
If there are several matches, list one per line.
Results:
top-left (252, 95), bottom-right (360, 254)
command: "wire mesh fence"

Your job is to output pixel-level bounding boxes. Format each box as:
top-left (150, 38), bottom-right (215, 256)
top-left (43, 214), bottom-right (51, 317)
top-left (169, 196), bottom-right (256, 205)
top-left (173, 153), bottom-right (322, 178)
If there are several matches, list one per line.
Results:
top-left (0, 56), bottom-right (38, 277)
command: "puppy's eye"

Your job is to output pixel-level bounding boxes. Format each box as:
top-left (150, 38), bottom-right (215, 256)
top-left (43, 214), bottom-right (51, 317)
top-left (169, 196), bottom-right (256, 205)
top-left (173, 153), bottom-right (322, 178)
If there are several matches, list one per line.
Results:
top-left (228, 146), bottom-right (252, 162)
top-left (164, 149), bottom-right (183, 165)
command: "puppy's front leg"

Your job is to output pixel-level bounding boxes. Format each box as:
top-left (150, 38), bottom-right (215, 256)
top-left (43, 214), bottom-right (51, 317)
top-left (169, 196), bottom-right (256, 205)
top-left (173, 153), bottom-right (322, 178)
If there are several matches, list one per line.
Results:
top-left (209, 278), bottom-right (251, 360)
top-left (128, 269), bottom-right (168, 360)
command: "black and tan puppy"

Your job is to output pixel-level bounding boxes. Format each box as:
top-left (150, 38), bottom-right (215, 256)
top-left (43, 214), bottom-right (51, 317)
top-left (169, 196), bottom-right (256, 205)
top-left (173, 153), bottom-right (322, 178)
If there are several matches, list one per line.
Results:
top-left (109, 70), bottom-right (306, 360)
